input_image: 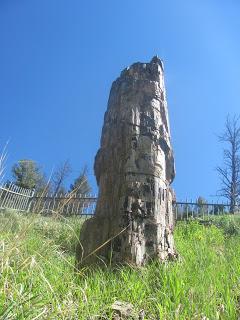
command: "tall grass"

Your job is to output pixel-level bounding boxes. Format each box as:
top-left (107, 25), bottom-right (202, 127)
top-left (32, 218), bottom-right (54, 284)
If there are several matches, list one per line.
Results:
top-left (0, 143), bottom-right (8, 185)
top-left (0, 211), bottom-right (239, 319)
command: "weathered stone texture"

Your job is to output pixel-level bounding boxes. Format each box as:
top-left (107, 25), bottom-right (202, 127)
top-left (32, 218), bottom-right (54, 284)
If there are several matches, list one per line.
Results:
top-left (77, 56), bottom-right (177, 267)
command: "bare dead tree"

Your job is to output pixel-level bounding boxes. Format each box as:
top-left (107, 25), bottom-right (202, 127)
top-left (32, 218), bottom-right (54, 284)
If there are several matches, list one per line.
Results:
top-left (69, 165), bottom-right (91, 196)
top-left (217, 115), bottom-right (240, 213)
top-left (52, 160), bottom-right (72, 197)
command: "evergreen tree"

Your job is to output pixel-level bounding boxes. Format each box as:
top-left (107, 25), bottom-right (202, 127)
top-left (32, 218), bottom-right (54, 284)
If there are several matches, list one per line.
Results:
top-left (12, 160), bottom-right (43, 189)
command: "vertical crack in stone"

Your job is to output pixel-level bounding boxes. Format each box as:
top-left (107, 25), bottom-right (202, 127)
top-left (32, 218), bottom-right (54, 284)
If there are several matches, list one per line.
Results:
top-left (76, 56), bottom-right (177, 267)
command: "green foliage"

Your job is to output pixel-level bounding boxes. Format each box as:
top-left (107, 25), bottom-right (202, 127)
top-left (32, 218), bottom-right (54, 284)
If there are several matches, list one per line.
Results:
top-left (0, 212), bottom-right (240, 319)
top-left (12, 160), bottom-right (43, 189)
top-left (211, 215), bottom-right (240, 236)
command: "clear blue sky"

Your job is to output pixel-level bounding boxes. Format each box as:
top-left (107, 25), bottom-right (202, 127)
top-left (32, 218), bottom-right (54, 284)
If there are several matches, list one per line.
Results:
top-left (1, 0), bottom-right (240, 201)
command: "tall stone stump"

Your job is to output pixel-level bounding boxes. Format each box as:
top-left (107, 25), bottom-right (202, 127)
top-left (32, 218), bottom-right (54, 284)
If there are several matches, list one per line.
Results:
top-left (76, 56), bottom-right (177, 267)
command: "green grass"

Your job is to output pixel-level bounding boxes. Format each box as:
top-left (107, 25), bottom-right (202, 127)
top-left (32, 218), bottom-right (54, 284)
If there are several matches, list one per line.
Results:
top-left (0, 211), bottom-right (240, 319)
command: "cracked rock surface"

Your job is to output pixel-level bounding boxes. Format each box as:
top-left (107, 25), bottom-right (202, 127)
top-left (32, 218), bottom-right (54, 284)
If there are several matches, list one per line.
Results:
top-left (76, 56), bottom-right (177, 267)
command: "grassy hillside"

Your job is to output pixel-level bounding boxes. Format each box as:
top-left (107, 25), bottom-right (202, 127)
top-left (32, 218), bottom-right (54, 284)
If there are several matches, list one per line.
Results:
top-left (0, 211), bottom-right (240, 319)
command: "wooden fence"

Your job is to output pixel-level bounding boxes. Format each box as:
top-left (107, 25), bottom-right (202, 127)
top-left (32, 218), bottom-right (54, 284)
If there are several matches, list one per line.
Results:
top-left (0, 183), bottom-right (237, 219)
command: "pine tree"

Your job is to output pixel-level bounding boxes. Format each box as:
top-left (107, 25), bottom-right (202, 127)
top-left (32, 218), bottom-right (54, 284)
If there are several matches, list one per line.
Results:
top-left (12, 160), bottom-right (43, 189)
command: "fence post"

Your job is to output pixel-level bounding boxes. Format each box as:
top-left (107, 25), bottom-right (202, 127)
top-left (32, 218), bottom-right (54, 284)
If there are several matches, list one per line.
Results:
top-left (27, 189), bottom-right (35, 213)
top-left (175, 203), bottom-right (178, 221)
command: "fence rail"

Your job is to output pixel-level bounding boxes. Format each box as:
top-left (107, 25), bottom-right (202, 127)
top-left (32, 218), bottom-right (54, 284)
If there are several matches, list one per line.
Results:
top-left (173, 201), bottom-right (234, 221)
top-left (0, 183), bottom-right (237, 220)
top-left (0, 183), bottom-right (97, 216)
top-left (29, 194), bottom-right (97, 216)
top-left (0, 183), bottom-right (34, 212)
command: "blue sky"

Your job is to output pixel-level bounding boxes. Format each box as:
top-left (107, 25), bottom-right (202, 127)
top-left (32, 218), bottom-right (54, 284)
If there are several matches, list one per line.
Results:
top-left (0, 0), bottom-right (240, 201)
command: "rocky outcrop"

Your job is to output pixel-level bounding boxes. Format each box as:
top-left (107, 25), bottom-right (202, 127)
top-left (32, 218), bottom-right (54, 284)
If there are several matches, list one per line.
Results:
top-left (76, 56), bottom-right (177, 267)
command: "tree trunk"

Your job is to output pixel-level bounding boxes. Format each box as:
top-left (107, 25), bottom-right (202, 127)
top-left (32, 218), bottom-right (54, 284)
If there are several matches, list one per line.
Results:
top-left (76, 56), bottom-right (177, 267)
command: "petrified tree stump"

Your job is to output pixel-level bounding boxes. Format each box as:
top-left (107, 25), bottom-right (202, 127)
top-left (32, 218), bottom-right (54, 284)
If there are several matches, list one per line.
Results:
top-left (76, 56), bottom-right (177, 267)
